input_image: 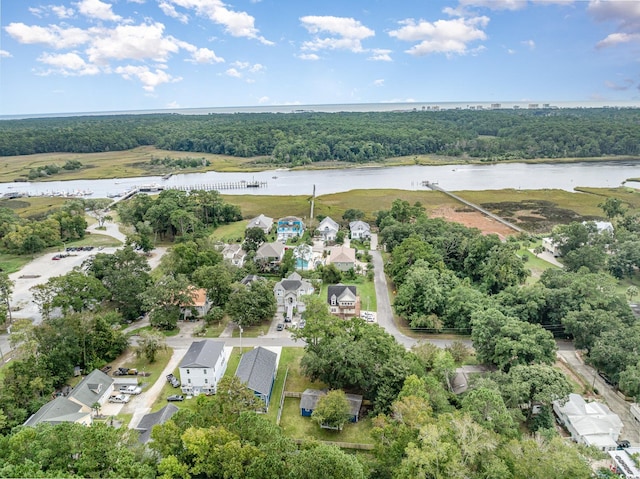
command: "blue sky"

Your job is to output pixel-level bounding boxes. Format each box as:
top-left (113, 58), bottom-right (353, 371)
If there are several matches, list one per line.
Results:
top-left (1, 0), bottom-right (640, 115)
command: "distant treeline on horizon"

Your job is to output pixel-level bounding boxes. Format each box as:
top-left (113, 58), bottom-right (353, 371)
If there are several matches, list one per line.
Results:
top-left (1, 108), bottom-right (639, 164)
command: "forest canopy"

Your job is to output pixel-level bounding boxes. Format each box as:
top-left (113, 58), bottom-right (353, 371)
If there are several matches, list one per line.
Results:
top-left (1, 108), bottom-right (639, 164)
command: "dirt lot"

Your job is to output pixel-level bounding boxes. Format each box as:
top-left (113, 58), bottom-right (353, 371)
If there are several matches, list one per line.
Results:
top-left (431, 206), bottom-right (517, 239)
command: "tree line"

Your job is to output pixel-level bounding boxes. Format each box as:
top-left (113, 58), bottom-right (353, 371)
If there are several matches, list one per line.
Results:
top-left (1, 109), bottom-right (640, 165)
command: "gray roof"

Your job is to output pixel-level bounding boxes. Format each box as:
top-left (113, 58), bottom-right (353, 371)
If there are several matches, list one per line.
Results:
top-left (180, 340), bottom-right (225, 368)
top-left (24, 396), bottom-right (89, 427)
top-left (241, 274), bottom-right (264, 286)
top-left (247, 214), bottom-right (273, 231)
top-left (68, 369), bottom-right (113, 407)
top-left (136, 404), bottom-right (179, 443)
top-left (235, 347), bottom-right (277, 396)
top-left (300, 389), bottom-right (363, 417)
top-left (327, 284), bottom-right (357, 303)
top-left (255, 242), bottom-right (285, 260)
top-left (349, 220), bottom-right (371, 231)
top-left (318, 217), bottom-right (339, 231)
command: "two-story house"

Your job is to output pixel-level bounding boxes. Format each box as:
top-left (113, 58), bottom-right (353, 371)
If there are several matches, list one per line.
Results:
top-left (327, 284), bottom-right (360, 319)
top-left (179, 340), bottom-right (228, 396)
top-left (316, 217), bottom-right (340, 242)
top-left (180, 287), bottom-right (211, 320)
top-left (326, 245), bottom-right (356, 272)
top-left (277, 216), bottom-right (305, 242)
top-left (349, 221), bottom-right (371, 240)
top-left (221, 243), bottom-right (247, 267)
top-left (274, 272), bottom-right (314, 321)
top-left (255, 242), bottom-right (286, 268)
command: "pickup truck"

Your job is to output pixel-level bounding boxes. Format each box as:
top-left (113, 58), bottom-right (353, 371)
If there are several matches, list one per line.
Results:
top-left (108, 394), bottom-right (130, 404)
top-left (119, 385), bottom-right (142, 395)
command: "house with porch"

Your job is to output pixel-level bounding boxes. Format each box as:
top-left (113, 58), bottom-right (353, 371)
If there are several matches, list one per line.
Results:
top-left (274, 272), bottom-right (314, 321)
top-left (326, 245), bottom-right (356, 272)
top-left (255, 242), bottom-right (286, 269)
top-left (316, 217), bottom-right (340, 242)
top-left (349, 221), bottom-right (371, 240)
top-left (293, 243), bottom-right (314, 270)
top-left (277, 216), bottom-right (305, 242)
top-left (235, 347), bottom-right (278, 412)
top-left (327, 284), bottom-right (360, 319)
top-left (179, 340), bottom-right (228, 396)
top-left (24, 369), bottom-right (114, 427)
top-left (246, 214), bottom-right (273, 234)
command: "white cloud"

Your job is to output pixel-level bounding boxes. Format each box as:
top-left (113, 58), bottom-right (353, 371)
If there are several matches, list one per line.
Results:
top-left (368, 48), bottom-right (392, 61)
top-left (161, 0), bottom-right (272, 44)
top-left (373, 79), bottom-right (384, 87)
top-left (389, 16), bottom-right (488, 56)
top-left (166, 101), bottom-right (181, 108)
top-left (457, 0), bottom-right (527, 10)
top-left (522, 39), bottom-right (535, 50)
top-left (229, 61), bottom-right (264, 73)
top-left (52, 5), bottom-right (75, 18)
top-left (76, 0), bottom-right (122, 21)
top-left (5, 23), bottom-right (91, 49)
top-left (249, 63), bottom-right (264, 73)
top-left (300, 15), bottom-right (374, 53)
top-left (37, 51), bottom-right (100, 75)
top-left (258, 96), bottom-right (269, 103)
top-left (159, 1), bottom-right (189, 23)
top-left (189, 47), bottom-right (224, 63)
top-left (85, 22), bottom-right (182, 64)
top-left (0, 50), bottom-right (12, 58)
top-left (298, 53), bottom-right (320, 60)
top-left (225, 67), bottom-right (242, 78)
top-left (589, 0), bottom-right (640, 48)
top-left (507, 48), bottom-right (516, 54)
top-left (115, 65), bottom-right (180, 90)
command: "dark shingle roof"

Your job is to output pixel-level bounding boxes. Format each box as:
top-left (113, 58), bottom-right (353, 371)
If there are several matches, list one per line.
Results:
top-left (327, 284), bottom-right (357, 303)
top-left (180, 340), bottom-right (225, 368)
top-left (67, 369), bottom-right (113, 407)
top-left (235, 347), bottom-right (277, 396)
top-left (24, 397), bottom-right (89, 427)
top-left (135, 404), bottom-right (179, 443)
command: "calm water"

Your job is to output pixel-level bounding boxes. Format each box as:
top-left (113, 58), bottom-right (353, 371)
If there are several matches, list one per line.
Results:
top-left (0, 160), bottom-right (638, 198)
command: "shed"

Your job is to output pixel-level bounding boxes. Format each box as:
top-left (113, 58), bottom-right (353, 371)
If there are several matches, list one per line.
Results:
top-left (299, 388), bottom-right (363, 422)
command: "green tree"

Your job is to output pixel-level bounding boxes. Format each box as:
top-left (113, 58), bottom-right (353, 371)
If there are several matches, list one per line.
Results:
top-left (226, 279), bottom-right (276, 327)
top-left (31, 271), bottom-right (109, 319)
top-left (135, 329), bottom-right (167, 363)
top-left (289, 443), bottom-right (365, 479)
top-left (598, 197), bottom-right (626, 220)
top-left (244, 227), bottom-right (266, 253)
top-left (311, 389), bottom-right (351, 430)
top-left (140, 274), bottom-right (192, 330)
top-left (193, 263), bottom-right (234, 307)
top-left (342, 209), bottom-right (365, 222)
top-left (461, 386), bottom-right (517, 437)
top-left (0, 272), bottom-right (14, 326)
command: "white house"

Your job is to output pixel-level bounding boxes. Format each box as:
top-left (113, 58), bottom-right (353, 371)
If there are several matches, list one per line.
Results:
top-left (180, 288), bottom-right (211, 319)
top-left (221, 243), bottom-right (246, 267)
top-left (274, 272), bottom-right (314, 320)
top-left (349, 221), bottom-right (371, 240)
top-left (179, 340), bottom-right (227, 396)
top-left (316, 217), bottom-right (340, 242)
top-left (553, 393), bottom-right (623, 451)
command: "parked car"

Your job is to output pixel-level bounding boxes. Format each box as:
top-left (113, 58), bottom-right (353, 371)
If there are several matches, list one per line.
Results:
top-left (166, 373), bottom-right (180, 387)
top-left (276, 323), bottom-right (284, 331)
top-left (119, 385), bottom-right (142, 395)
top-left (167, 395), bottom-right (184, 402)
top-left (108, 394), bottom-right (130, 403)
top-left (114, 367), bottom-right (138, 376)
top-left (299, 320), bottom-right (306, 329)
top-left (617, 440), bottom-right (631, 450)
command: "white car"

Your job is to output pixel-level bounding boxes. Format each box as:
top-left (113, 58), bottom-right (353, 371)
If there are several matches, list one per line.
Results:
top-left (119, 385), bottom-right (142, 395)
top-left (109, 394), bottom-right (130, 403)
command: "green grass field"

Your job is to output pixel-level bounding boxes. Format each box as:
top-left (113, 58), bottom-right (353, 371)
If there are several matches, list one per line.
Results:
top-left (209, 220), bottom-right (248, 243)
top-left (319, 279), bottom-right (376, 312)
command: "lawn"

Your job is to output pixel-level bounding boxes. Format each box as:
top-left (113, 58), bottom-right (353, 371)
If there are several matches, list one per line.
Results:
top-left (210, 220), bottom-right (248, 243)
top-left (319, 278), bottom-right (377, 312)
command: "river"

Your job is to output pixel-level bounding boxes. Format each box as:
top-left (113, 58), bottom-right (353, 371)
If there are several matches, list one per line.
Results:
top-left (1, 160), bottom-right (639, 199)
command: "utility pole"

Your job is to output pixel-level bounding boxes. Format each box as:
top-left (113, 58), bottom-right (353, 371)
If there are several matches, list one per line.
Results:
top-left (309, 184), bottom-right (315, 230)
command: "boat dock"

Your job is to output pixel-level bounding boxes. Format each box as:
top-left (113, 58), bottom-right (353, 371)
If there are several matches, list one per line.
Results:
top-left (422, 180), bottom-right (524, 233)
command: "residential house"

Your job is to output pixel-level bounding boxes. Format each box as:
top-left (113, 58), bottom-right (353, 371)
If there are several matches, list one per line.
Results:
top-left (255, 242), bottom-right (286, 267)
top-left (316, 217), bottom-right (340, 242)
top-left (327, 284), bottom-right (360, 319)
top-left (553, 393), bottom-right (623, 451)
top-left (608, 447), bottom-right (640, 478)
top-left (326, 245), bottom-right (356, 272)
top-left (240, 274), bottom-right (264, 286)
top-left (235, 347), bottom-right (278, 411)
top-left (181, 287), bottom-right (211, 320)
top-left (300, 388), bottom-right (363, 423)
top-left (349, 221), bottom-right (371, 240)
top-left (24, 369), bottom-right (114, 427)
top-left (135, 404), bottom-right (179, 443)
top-left (274, 272), bottom-right (314, 321)
top-left (246, 214), bottom-right (273, 234)
top-left (221, 243), bottom-right (246, 267)
top-left (179, 340), bottom-right (228, 396)
top-left (542, 237), bottom-right (561, 257)
top-left (277, 216), bottom-right (305, 242)
top-left (293, 243), bottom-right (314, 270)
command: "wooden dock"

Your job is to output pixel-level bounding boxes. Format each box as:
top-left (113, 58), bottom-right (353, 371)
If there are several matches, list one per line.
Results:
top-left (422, 180), bottom-right (524, 233)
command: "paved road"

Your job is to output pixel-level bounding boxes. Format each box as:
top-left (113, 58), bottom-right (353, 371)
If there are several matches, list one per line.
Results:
top-left (558, 349), bottom-right (640, 446)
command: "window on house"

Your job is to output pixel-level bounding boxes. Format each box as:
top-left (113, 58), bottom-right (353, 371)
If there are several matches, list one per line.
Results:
top-left (204, 378), bottom-right (208, 384)
top-left (188, 379), bottom-right (191, 384)
top-left (187, 369), bottom-right (190, 374)
top-left (203, 369), bottom-right (207, 374)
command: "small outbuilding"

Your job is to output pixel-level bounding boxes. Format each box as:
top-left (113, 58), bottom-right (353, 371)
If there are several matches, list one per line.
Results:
top-left (299, 388), bottom-right (363, 423)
